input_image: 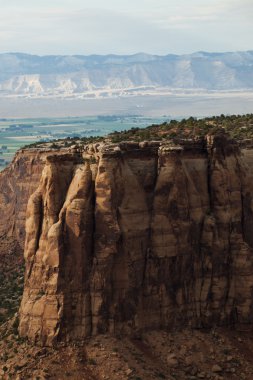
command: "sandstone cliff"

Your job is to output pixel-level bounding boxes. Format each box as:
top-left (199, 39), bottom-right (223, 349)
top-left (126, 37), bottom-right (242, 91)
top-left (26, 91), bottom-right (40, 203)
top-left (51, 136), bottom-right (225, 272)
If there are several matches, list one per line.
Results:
top-left (15, 134), bottom-right (253, 346)
top-left (0, 149), bottom-right (51, 243)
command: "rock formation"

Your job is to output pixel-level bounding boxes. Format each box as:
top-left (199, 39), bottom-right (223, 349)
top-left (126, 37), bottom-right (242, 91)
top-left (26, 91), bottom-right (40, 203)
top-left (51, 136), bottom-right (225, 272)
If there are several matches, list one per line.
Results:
top-left (0, 149), bottom-right (53, 243)
top-left (15, 133), bottom-right (253, 346)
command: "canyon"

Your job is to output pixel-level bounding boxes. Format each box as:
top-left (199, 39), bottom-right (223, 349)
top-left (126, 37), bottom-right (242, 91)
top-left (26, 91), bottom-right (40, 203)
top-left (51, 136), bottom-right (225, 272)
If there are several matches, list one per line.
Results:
top-left (1, 131), bottom-right (253, 347)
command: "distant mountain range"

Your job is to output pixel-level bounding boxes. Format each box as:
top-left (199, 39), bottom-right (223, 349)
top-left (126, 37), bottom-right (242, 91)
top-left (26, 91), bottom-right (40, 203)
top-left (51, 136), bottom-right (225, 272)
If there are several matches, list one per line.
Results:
top-left (0, 51), bottom-right (253, 98)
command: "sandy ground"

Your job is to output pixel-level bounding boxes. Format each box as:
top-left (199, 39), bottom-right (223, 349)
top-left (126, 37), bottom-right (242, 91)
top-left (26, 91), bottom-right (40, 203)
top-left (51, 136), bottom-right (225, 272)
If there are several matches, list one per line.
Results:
top-left (1, 321), bottom-right (253, 380)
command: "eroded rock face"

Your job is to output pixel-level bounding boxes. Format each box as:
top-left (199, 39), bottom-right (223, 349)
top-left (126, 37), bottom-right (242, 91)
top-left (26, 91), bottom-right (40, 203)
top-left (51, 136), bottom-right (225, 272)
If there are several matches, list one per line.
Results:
top-left (0, 149), bottom-right (71, 245)
top-left (19, 136), bottom-right (253, 345)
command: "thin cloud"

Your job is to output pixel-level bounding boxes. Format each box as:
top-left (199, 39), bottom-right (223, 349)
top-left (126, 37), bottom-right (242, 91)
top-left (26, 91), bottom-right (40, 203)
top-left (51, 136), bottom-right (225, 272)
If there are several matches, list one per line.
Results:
top-left (0, 1), bottom-right (252, 54)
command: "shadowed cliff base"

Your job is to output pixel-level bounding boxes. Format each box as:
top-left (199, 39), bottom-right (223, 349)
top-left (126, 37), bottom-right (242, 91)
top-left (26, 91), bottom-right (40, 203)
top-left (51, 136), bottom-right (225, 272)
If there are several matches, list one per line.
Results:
top-left (1, 324), bottom-right (253, 379)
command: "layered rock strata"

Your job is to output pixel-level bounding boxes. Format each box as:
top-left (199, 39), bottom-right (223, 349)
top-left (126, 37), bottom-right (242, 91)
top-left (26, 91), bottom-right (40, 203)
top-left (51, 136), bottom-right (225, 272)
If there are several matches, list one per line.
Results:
top-left (18, 135), bottom-right (253, 345)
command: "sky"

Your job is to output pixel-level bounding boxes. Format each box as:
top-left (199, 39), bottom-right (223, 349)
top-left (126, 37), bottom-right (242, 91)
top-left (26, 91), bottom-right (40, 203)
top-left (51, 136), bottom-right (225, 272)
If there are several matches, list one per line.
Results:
top-left (0, 0), bottom-right (252, 55)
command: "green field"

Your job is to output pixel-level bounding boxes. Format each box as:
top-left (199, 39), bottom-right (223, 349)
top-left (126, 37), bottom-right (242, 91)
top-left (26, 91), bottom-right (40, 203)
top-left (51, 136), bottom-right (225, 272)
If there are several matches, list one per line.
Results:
top-left (0, 115), bottom-right (168, 169)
